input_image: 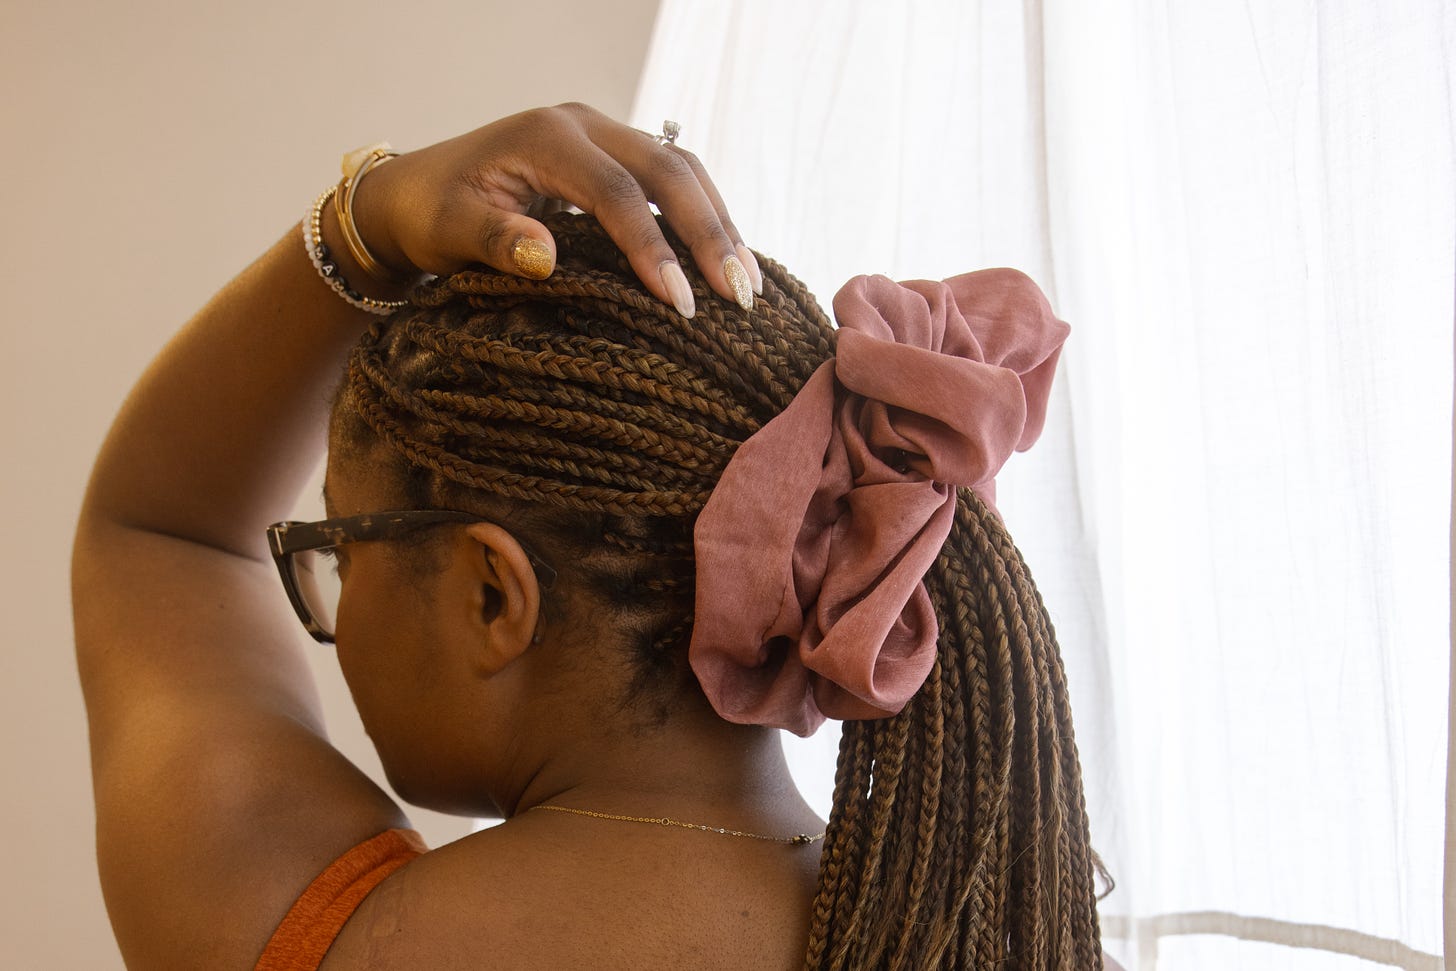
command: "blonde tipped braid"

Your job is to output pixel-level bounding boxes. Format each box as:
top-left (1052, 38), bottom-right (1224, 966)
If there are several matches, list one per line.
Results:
top-left (337, 213), bottom-right (1109, 969)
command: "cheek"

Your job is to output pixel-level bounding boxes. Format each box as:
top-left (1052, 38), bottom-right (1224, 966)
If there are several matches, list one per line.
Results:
top-left (334, 567), bottom-right (436, 753)
top-left (333, 565), bottom-right (474, 808)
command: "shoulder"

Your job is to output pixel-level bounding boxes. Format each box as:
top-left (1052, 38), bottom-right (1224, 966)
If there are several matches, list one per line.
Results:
top-left (322, 823), bottom-right (819, 970)
top-left (257, 830), bottom-right (425, 971)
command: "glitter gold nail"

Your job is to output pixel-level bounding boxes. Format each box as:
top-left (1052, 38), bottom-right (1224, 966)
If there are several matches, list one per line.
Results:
top-left (724, 255), bottom-right (753, 311)
top-left (511, 237), bottom-right (554, 279)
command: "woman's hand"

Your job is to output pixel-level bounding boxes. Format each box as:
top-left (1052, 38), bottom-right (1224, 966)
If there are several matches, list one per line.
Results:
top-left (352, 102), bottom-right (763, 317)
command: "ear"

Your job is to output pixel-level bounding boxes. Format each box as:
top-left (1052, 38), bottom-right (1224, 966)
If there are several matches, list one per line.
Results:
top-left (453, 522), bottom-right (544, 678)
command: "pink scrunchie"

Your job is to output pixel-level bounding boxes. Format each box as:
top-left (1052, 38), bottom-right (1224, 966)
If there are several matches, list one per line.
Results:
top-left (688, 269), bottom-right (1069, 737)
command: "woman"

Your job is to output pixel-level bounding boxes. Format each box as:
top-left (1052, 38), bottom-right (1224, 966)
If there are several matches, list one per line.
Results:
top-left (74, 103), bottom-right (1106, 969)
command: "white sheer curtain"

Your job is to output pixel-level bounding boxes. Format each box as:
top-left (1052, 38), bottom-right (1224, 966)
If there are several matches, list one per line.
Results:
top-left (632, 2), bottom-right (1455, 968)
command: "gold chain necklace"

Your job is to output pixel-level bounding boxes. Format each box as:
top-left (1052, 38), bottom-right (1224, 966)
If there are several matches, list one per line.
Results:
top-left (528, 804), bottom-right (825, 846)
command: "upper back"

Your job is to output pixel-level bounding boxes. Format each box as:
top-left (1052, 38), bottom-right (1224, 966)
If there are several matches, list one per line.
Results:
top-left (322, 821), bottom-right (822, 970)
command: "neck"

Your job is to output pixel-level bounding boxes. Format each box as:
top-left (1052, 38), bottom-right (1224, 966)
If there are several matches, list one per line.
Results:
top-left (500, 695), bottom-right (821, 833)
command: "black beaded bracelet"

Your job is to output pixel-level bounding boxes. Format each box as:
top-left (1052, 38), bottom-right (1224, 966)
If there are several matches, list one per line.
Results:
top-left (302, 183), bottom-right (408, 315)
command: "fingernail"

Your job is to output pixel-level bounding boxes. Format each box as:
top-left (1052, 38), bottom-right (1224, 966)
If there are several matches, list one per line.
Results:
top-left (512, 237), bottom-right (554, 279)
top-left (735, 244), bottom-right (763, 295)
top-left (659, 261), bottom-right (696, 319)
top-left (724, 255), bottom-right (754, 311)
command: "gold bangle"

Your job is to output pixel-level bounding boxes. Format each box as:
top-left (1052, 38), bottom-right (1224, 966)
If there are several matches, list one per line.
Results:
top-left (335, 143), bottom-right (401, 282)
top-left (302, 184), bottom-right (408, 316)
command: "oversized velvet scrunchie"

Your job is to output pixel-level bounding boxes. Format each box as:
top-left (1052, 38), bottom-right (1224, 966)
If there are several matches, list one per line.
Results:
top-left (688, 268), bottom-right (1069, 737)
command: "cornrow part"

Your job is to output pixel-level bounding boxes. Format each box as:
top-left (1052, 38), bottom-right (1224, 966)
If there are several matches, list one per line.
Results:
top-left (600, 528), bottom-right (694, 559)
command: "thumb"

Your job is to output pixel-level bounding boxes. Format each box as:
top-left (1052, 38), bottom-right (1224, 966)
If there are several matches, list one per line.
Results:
top-left (480, 211), bottom-right (557, 280)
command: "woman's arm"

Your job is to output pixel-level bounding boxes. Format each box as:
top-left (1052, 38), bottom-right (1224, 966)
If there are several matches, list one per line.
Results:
top-left (72, 104), bottom-right (751, 969)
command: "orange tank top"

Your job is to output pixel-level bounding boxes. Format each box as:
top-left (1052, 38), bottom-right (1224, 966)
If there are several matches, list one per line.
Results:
top-left (254, 828), bottom-right (427, 971)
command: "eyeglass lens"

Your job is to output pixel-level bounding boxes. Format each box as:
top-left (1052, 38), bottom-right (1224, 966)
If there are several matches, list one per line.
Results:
top-left (292, 549), bottom-right (342, 637)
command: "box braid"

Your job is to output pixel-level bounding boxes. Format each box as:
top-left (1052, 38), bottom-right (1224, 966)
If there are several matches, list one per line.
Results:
top-left (333, 212), bottom-right (1108, 967)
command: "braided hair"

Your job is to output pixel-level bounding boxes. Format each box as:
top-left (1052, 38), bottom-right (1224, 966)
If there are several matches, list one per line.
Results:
top-left (332, 212), bottom-right (1108, 968)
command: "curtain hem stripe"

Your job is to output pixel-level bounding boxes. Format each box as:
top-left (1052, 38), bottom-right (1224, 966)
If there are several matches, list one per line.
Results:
top-left (1100, 912), bottom-right (1442, 970)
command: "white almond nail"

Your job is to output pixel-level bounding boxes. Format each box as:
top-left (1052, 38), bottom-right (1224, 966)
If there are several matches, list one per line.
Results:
top-left (659, 261), bottom-right (696, 319)
top-left (735, 244), bottom-right (764, 295)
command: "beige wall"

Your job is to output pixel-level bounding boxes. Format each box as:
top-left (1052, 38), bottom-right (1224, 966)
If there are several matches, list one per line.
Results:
top-left (0, 3), bottom-right (659, 967)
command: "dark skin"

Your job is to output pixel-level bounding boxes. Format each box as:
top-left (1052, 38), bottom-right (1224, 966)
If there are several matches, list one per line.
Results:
top-left (73, 103), bottom-right (820, 970)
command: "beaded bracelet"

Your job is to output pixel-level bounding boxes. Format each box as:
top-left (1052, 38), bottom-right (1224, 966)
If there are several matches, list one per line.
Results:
top-left (302, 183), bottom-right (409, 316)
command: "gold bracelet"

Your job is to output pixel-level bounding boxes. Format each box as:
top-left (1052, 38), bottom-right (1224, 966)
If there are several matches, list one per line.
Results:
top-left (335, 143), bottom-right (402, 283)
top-left (302, 184), bottom-right (408, 316)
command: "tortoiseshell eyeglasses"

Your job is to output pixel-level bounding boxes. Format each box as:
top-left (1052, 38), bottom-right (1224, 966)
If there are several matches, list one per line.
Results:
top-left (266, 510), bottom-right (558, 644)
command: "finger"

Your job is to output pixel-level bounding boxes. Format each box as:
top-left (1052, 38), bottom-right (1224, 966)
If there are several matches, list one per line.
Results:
top-left (525, 195), bottom-right (572, 221)
top-left (458, 207), bottom-right (558, 281)
top-left (607, 132), bottom-right (753, 311)
top-left (667, 145), bottom-right (762, 295)
top-left (542, 144), bottom-right (705, 318)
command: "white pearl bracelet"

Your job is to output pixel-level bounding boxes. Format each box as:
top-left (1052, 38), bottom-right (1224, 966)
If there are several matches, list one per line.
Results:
top-left (302, 183), bottom-right (408, 316)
